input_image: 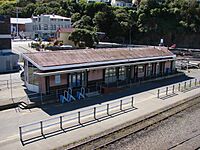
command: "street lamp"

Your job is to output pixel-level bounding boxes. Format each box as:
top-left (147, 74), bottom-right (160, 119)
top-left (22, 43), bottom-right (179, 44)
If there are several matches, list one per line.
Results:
top-left (16, 0), bottom-right (20, 39)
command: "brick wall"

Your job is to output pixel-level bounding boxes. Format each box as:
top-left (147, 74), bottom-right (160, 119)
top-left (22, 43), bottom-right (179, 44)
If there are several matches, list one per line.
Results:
top-left (88, 69), bottom-right (103, 81)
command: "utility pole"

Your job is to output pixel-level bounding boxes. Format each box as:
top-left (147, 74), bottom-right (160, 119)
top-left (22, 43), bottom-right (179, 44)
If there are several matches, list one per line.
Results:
top-left (16, 7), bottom-right (19, 38)
top-left (129, 27), bottom-right (131, 46)
top-left (16, 0), bottom-right (20, 39)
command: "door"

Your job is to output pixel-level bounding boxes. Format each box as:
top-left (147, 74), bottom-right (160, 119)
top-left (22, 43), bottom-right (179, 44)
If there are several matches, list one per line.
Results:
top-left (45, 76), bottom-right (50, 94)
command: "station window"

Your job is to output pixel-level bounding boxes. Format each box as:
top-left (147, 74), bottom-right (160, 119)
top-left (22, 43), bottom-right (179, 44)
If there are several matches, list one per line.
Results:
top-left (118, 66), bottom-right (126, 80)
top-left (138, 65), bottom-right (144, 73)
top-left (69, 72), bottom-right (85, 88)
top-left (105, 68), bottom-right (117, 83)
top-left (28, 62), bottom-right (39, 86)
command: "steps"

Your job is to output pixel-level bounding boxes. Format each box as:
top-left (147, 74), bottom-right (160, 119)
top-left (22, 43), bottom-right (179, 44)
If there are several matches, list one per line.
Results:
top-left (86, 91), bottom-right (100, 97)
top-left (18, 102), bottom-right (28, 109)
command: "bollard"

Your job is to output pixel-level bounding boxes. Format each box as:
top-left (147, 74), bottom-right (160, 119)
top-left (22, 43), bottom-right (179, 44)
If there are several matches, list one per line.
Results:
top-left (78, 112), bottom-right (81, 124)
top-left (60, 116), bottom-right (63, 130)
top-left (184, 82), bottom-right (186, 89)
top-left (120, 100), bottom-right (123, 111)
top-left (166, 87), bottom-right (168, 95)
top-left (131, 97), bottom-right (134, 108)
top-left (19, 127), bottom-right (23, 142)
top-left (40, 121), bottom-right (44, 136)
top-left (178, 83), bottom-right (181, 91)
top-left (94, 107), bottom-right (96, 120)
top-left (157, 89), bottom-right (160, 98)
top-left (107, 104), bottom-right (109, 115)
top-left (172, 85), bottom-right (175, 94)
top-left (195, 79), bottom-right (197, 86)
top-left (190, 80), bottom-right (192, 87)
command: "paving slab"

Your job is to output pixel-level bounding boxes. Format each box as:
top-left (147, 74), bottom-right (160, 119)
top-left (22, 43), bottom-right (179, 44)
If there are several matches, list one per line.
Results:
top-left (0, 82), bottom-right (199, 150)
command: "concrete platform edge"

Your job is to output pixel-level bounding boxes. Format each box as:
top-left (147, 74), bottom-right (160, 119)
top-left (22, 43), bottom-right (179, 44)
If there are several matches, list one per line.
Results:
top-left (62, 92), bottom-right (200, 149)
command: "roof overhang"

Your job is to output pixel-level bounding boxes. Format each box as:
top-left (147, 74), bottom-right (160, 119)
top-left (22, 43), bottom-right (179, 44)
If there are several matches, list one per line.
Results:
top-left (34, 58), bottom-right (176, 77)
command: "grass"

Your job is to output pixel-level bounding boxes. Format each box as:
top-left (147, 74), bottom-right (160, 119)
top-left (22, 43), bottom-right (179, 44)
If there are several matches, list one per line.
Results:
top-left (0, 0), bottom-right (16, 5)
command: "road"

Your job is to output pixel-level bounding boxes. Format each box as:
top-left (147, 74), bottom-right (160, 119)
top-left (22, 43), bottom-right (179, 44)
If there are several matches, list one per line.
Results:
top-left (12, 40), bottom-right (38, 54)
top-left (105, 99), bottom-right (200, 150)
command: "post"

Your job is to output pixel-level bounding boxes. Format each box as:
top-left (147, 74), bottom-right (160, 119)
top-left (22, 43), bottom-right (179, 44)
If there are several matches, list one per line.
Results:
top-left (184, 82), bottom-right (186, 89)
top-left (166, 87), bottom-right (168, 95)
top-left (131, 97), bottom-right (134, 108)
top-left (190, 80), bottom-right (192, 87)
top-left (120, 100), bottom-right (123, 111)
top-left (19, 127), bottom-right (23, 142)
top-left (60, 116), bottom-right (63, 130)
top-left (178, 83), bottom-right (181, 91)
top-left (40, 121), bottom-right (44, 136)
top-left (195, 79), bottom-right (197, 86)
top-left (172, 85), bottom-right (175, 94)
top-left (40, 93), bottom-right (43, 105)
top-left (78, 112), bottom-right (81, 124)
top-left (94, 107), bottom-right (96, 120)
top-left (157, 89), bottom-right (160, 98)
top-left (107, 104), bottom-right (109, 115)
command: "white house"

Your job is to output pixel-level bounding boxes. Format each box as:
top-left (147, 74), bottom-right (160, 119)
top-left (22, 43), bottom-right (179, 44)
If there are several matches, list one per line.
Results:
top-left (111, 0), bottom-right (132, 7)
top-left (87, 0), bottom-right (110, 3)
top-left (25, 14), bottom-right (71, 40)
top-left (10, 18), bottom-right (32, 38)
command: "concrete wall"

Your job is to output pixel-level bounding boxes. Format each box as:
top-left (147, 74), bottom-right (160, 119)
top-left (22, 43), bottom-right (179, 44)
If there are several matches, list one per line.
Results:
top-left (57, 32), bottom-right (75, 47)
top-left (39, 77), bottom-right (46, 94)
top-left (88, 69), bottom-right (103, 81)
top-left (0, 53), bottom-right (19, 73)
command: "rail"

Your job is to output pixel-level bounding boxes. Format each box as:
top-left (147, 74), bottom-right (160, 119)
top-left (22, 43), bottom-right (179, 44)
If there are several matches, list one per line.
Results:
top-left (19, 96), bottom-right (136, 143)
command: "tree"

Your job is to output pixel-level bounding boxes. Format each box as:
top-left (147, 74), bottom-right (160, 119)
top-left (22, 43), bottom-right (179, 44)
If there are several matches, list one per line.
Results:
top-left (73, 15), bottom-right (93, 30)
top-left (93, 11), bottom-right (115, 37)
top-left (69, 29), bottom-right (99, 48)
top-left (20, 3), bottom-right (36, 17)
top-left (71, 12), bottom-right (81, 23)
top-left (0, 2), bottom-right (16, 17)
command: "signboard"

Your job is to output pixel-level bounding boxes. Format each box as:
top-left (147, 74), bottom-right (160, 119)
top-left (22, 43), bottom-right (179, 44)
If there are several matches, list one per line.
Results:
top-left (55, 75), bottom-right (61, 84)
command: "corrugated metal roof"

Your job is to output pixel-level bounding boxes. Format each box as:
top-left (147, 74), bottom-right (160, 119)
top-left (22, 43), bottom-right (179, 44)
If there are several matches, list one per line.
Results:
top-left (23, 47), bottom-right (174, 69)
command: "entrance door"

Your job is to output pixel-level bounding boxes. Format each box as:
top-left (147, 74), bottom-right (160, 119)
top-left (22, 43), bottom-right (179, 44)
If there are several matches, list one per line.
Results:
top-left (134, 66), bottom-right (138, 80)
top-left (45, 76), bottom-right (50, 94)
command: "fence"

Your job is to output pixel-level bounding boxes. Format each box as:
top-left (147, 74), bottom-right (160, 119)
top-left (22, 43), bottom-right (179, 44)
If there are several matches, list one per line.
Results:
top-left (157, 78), bottom-right (200, 99)
top-left (19, 96), bottom-right (135, 143)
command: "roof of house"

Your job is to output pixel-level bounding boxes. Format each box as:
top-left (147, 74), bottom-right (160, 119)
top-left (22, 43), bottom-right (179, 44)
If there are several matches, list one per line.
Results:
top-left (57, 28), bottom-right (75, 33)
top-left (23, 47), bottom-right (175, 71)
top-left (10, 18), bottom-right (32, 24)
top-left (32, 14), bottom-right (71, 20)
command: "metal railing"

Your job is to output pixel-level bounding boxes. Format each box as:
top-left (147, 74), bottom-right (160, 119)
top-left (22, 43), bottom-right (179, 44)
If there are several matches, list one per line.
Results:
top-left (157, 78), bottom-right (200, 99)
top-left (19, 96), bottom-right (135, 143)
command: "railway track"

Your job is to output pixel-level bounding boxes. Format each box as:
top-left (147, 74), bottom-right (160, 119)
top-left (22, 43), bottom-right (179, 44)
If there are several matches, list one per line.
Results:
top-left (58, 94), bottom-right (200, 150)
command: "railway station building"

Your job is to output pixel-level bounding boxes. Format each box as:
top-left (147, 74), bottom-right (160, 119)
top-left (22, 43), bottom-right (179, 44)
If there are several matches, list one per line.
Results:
top-left (22, 47), bottom-right (176, 98)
